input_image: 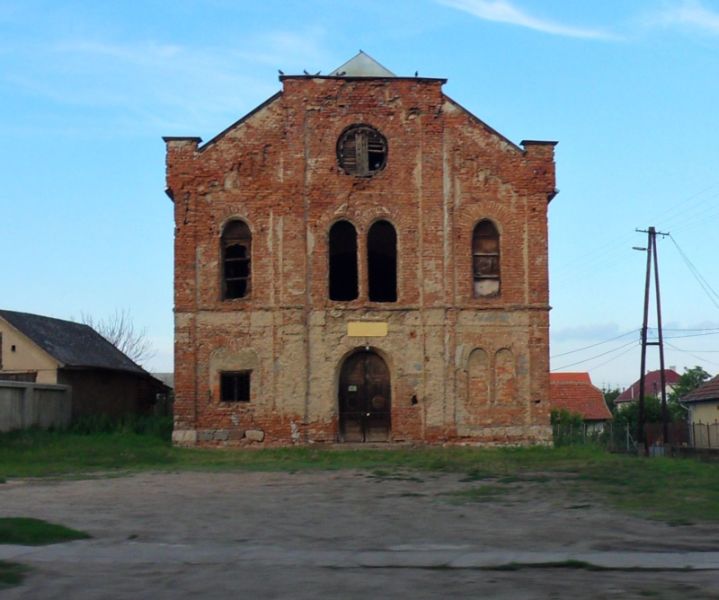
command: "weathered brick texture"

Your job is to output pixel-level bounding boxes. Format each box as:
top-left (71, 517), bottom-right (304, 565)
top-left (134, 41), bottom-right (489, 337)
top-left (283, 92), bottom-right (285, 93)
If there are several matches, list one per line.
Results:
top-left (164, 70), bottom-right (556, 447)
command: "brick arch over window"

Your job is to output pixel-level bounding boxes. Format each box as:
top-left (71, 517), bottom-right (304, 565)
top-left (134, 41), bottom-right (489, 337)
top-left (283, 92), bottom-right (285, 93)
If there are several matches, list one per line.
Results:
top-left (221, 219), bottom-right (251, 299)
top-left (367, 220), bottom-right (397, 302)
top-left (472, 219), bottom-right (500, 297)
top-left (329, 220), bottom-right (359, 301)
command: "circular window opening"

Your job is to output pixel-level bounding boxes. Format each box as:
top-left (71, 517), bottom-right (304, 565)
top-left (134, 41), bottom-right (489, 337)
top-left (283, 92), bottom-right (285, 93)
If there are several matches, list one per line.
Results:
top-left (337, 125), bottom-right (387, 177)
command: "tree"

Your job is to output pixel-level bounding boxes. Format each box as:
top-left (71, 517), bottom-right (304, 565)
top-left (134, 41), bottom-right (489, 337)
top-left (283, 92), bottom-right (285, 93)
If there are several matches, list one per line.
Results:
top-left (550, 408), bottom-right (583, 427)
top-left (614, 395), bottom-right (687, 431)
top-left (81, 309), bottom-right (155, 366)
top-left (669, 365), bottom-right (712, 403)
top-left (602, 387), bottom-right (621, 414)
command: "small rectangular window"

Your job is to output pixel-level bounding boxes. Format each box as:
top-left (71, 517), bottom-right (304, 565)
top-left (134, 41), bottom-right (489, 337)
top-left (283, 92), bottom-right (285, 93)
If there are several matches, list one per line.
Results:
top-left (220, 371), bottom-right (251, 402)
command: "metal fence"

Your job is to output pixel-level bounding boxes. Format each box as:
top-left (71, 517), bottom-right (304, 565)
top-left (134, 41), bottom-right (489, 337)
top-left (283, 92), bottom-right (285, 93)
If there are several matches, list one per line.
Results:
top-left (552, 420), bottom-right (719, 454)
top-left (552, 422), bottom-right (636, 452)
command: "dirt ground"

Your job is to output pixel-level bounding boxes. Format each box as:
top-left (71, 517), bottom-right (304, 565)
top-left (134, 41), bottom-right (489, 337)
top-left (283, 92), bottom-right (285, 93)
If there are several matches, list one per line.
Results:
top-left (1, 470), bottom-right (719, 599)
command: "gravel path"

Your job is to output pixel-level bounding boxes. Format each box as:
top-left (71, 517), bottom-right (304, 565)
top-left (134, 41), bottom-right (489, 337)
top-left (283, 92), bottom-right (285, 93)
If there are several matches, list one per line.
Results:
top-left (1, 471), bottom-right (718, 599)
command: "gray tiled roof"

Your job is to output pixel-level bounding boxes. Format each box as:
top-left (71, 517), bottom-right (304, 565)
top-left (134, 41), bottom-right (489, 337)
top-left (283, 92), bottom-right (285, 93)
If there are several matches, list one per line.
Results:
top-left (0, 310), bottom-right (145, 374)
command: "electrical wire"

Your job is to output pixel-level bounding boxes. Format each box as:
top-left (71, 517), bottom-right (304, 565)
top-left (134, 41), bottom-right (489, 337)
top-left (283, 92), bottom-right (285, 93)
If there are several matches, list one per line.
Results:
top-left (552, 338), bottom-right (638, 371)
top-left (665, 342), bottom-right (719, 368)
top-left (586, 342), bottom-right (638, 371)
top-left (669, 234), bottom-right (719, 310)
top-left (550, 329), bottom-right (638, 359)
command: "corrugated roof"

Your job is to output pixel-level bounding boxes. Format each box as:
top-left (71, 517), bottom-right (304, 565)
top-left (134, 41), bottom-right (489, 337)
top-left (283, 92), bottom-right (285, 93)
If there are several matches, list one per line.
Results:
top-left (682, 374), bottom-right (719, 403)
top-left (329, 51), bottom-right (396, 77)
top-left (550, 372), bottom-right (612, 421)
top-left (0, 310), bottom-right (145, 374)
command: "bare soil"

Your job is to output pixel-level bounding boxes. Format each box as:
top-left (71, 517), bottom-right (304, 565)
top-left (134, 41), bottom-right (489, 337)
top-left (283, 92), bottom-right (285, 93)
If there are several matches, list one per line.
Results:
top-left (1, 470), bottom-right (719, 599)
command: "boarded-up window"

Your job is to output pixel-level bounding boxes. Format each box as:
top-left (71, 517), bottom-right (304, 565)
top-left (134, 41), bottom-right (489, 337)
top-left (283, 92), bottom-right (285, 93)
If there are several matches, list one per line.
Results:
top-left (472, 220), bottom-right (500, 297)
top-left (329, 221), bottom-right (359, 301)
top-left (368, 220), bottom-right (397, 302)
top-left (220, 371), bottom-right (251, 402)
top-left (222, 220), bottom-right (251, 299)
top-left (337, 125), bottom-right (387, 177)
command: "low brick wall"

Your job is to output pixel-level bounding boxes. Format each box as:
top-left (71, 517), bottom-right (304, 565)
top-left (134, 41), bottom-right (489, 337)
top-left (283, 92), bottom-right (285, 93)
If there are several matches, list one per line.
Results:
top-left (0, 381), bottom-right (71, 432)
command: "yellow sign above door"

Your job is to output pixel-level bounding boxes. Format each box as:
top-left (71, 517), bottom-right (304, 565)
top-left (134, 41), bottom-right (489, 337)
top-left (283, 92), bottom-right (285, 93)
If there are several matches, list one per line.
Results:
top-left (347, 322), bottom-right (388, 337)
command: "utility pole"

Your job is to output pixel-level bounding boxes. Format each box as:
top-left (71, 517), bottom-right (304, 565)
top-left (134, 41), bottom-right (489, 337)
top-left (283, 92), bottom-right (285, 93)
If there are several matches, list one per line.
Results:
top-left (634, 226), bottom-right (669, 455)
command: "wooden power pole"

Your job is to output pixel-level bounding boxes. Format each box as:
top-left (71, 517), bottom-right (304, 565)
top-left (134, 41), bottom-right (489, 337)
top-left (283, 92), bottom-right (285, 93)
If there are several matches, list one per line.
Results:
top-left (635, 226), bottom-right (669, 455)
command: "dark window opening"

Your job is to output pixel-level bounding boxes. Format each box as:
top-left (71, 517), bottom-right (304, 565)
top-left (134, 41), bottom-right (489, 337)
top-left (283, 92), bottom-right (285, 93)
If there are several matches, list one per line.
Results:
top-left (337, 125), bottom-right (387, 177)
top-left (329, 221), bottom-right (359, 301)
top-left (472, 219), bottom-right (500, 297)
top-left (368, 220), bottom-right (397, 302)
top-left (222, 220), bottom-right (251, 299)
top-left (220, 371), bottom-right (251, 402)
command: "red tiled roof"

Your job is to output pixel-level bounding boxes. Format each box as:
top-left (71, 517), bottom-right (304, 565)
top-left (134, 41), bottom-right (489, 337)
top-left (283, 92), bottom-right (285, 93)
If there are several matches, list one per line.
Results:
top-left (549, 372), bottom-right (591, 383)
top-left (616, 369), bottom-right (681, 403)
top-left (682, 374), bottom-right (719, 403)
top-left (550, 372), bottom-right (612, 421)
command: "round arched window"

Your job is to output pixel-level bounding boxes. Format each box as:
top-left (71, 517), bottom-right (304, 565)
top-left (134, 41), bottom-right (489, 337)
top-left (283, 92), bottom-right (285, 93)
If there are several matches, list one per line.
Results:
top-left (337, 125), bottom-right (387, 177)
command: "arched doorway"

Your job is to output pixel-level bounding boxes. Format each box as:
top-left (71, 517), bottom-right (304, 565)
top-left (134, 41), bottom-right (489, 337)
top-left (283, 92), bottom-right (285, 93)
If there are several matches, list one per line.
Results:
top-left (338, 350), bottom-right (391, 442)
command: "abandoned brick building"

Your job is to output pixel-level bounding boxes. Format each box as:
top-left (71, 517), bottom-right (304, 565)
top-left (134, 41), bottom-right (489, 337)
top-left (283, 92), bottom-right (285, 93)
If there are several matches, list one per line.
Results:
top-left (164, 52), bottom-right (557, 446)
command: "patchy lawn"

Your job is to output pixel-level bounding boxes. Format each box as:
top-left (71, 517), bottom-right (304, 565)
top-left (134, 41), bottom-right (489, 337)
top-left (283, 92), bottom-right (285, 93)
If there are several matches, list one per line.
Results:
top-left (1, 429), bottom-right (719, 523)
top-left (0, 517), bottom-right (90, 546)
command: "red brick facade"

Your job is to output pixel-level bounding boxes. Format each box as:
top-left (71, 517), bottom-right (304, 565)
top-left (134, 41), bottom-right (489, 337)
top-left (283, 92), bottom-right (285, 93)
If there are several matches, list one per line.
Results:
top-left (165, 59), bottom-right (556, 446)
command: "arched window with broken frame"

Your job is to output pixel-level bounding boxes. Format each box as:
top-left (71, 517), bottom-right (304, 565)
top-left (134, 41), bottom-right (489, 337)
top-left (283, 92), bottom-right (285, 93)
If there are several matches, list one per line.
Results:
top-left (472, 219), bottom-right (500, 297)
top-left (329, 220), bottom-right (359, 301)
top-left (221, 219), bottom-right (251, 299)
top-left (367, 220), bottom-right (397, 302)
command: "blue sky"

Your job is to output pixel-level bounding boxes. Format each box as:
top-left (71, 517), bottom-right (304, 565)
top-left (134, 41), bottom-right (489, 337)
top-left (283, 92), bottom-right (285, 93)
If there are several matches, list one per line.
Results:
top-left (2, 0), bottom-right (719, 389)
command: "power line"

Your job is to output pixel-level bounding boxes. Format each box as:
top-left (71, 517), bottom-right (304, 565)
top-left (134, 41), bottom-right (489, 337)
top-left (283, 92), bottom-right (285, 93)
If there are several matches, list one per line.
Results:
top-left (660, 327), bottom-right (719, 332)
top-left (587, 343), bottom-right (637, 371)
top-left (669, 234), bottom-right (719, 309)
top-left (664, 331), bottom-right (719, 340)
top-left (550, 329), bottom-right (638, 359)
top-left (552, 338), bottom-right (638, 371)
top-left (665, 342), bottom-right (719, 368)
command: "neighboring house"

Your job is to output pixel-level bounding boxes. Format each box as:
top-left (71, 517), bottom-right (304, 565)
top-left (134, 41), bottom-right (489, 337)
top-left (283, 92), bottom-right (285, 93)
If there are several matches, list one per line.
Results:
top-left (549, 372), bottom-right (612, 432)
top-left (0, 310), bottom-right (168, 419)
top-left (682, 374), bottom-right (719, 425)
top-left (614, 368), bottom-right (680, 408)
top-left (681, 375), bottom-right (719, 449)
top-left (164, 52), bottom-right (557, 447)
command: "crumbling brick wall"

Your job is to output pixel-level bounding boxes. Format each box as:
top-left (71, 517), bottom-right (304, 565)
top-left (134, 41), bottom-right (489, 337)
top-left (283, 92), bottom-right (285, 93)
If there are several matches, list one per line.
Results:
top-left (165, 74), bottom-right (556, 446)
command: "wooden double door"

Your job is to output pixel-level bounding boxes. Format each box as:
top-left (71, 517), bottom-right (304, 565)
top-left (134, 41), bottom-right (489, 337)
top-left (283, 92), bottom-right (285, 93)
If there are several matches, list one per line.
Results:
top-left (339, 351), bottom-right (391, 442)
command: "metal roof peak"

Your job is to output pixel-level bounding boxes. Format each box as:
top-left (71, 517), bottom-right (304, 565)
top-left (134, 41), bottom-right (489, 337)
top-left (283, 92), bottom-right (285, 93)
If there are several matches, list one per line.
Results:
top-left (329, 51), bottom-right (396, 77)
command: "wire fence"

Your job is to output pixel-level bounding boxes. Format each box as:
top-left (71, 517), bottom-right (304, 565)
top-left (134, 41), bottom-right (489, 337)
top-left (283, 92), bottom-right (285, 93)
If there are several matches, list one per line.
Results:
top-left (552, 421), bottom-right (719, 454)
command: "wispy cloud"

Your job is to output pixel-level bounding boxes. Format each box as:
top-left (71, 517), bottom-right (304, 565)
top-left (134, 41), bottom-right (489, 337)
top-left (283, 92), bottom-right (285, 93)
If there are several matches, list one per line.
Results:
top-left (649, 0), bottom-right (719, 34)
top-left (1, 29), bottom-right (329, 136)
top-left (438, 0), bottom-right (615, 40)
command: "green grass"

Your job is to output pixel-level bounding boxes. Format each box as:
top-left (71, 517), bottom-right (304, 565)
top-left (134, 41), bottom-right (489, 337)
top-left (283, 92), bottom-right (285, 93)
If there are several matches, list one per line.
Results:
top-left (2, 429), bottom-right (719, 523)
top-left (0, 561), bottom-right (28, 589)
top-left (0, 518), bottom-right (90, 545)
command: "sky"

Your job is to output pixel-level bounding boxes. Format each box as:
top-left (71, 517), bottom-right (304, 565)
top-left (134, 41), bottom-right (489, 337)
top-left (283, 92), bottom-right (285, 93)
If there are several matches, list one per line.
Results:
top-left (2, 0), bottom-right (719, 390)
